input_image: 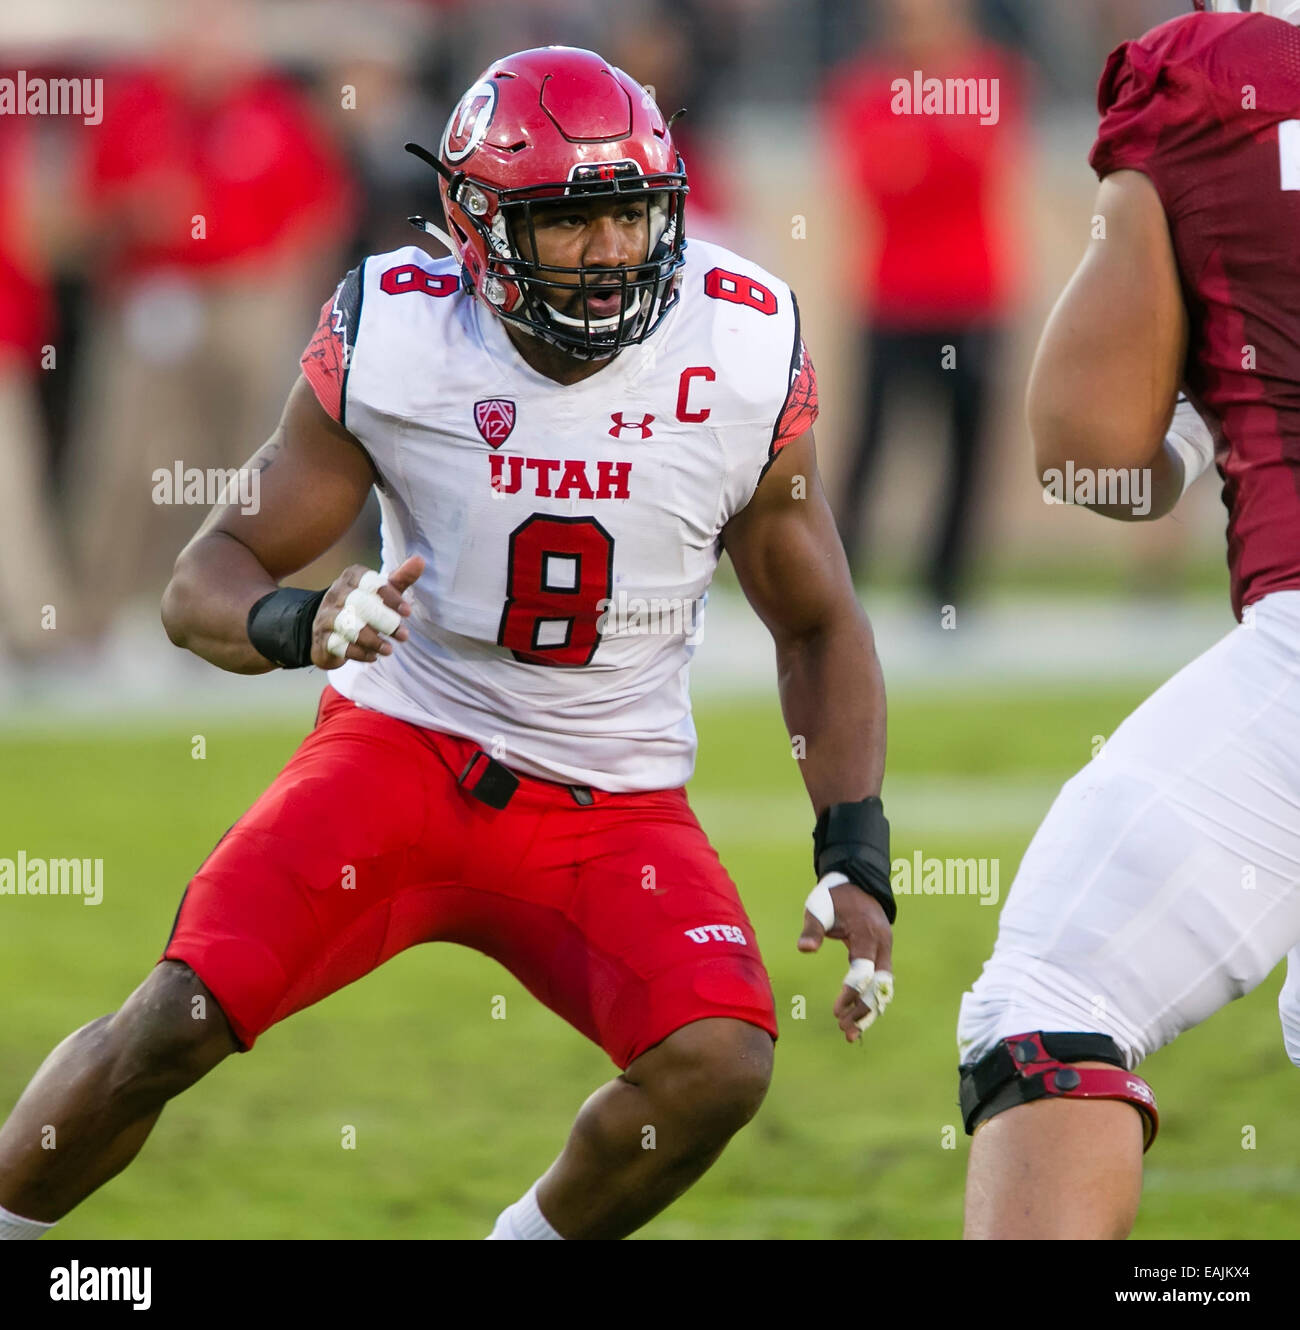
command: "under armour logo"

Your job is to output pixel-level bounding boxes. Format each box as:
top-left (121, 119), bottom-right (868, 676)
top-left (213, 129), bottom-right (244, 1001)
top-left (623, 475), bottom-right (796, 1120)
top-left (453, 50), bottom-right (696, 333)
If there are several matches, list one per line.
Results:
top-left (609, 412), bottom-right (655, 439)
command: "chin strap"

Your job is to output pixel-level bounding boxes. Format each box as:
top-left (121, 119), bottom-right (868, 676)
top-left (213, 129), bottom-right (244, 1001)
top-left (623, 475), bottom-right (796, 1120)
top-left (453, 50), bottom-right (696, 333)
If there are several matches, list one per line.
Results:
top-left (543, 292), bottom-right (644, 332)
top-left (407, 214), bottom-right (456, 253)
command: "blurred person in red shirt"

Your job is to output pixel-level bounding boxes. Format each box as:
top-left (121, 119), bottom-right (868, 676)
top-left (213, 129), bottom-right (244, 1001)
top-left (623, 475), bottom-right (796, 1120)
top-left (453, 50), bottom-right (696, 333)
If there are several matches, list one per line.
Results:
top-left (604, 1), bottom-right (740, 244)
top-left (67, 0), bottom-right (355, 633)
top-left (826, 0), bottom-right (1026, 606)
top-left (0, 119), bottom-right (79, 670)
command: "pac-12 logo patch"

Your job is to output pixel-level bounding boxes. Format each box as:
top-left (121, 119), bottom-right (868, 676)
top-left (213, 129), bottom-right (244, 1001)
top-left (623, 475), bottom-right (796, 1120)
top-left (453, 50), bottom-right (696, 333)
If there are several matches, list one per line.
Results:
top-left (474, 398), bottom-right (516, 447)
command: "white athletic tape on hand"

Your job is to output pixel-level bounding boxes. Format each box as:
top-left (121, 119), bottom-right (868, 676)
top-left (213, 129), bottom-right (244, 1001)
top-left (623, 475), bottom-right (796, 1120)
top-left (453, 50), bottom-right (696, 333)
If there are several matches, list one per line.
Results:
top-left (331, 605), bottom-right (365, 644)
top-left (850, 967), bottom-right (895, 1032)
top-left (343, 588), bottom-right (401, 637)
top-left (324, 579), bottom-right (403, 659)
top-left (804, 876), bottom-right (895, 1033)
top-left (844, 957), bottom-right (876, 998)
top-left (804, 872), bottom-right (850, 932)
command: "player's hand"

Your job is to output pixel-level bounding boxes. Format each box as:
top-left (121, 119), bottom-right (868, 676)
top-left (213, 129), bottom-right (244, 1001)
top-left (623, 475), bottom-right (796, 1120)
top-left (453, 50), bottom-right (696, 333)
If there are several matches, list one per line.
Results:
top-left (310, 556), bottom-right (424, 669)
top-left (797, 882), bottom-right (894, 1044)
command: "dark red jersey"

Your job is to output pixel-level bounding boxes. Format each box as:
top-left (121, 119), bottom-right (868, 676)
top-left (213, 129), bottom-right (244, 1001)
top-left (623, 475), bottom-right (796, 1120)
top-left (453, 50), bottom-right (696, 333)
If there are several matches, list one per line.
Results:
top-left (1091, 11), bottom-right (1300, 619)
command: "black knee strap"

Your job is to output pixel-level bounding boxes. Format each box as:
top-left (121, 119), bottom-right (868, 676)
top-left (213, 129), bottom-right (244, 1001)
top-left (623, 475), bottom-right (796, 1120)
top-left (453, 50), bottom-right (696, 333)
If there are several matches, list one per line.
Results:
top-left (959, 1031), bottom-right (1160, 1152)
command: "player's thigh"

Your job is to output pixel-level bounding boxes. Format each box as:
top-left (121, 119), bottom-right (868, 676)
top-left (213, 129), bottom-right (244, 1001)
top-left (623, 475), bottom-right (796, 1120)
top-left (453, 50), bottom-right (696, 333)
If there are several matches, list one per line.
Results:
top-left (960, 598), bottom-right (1300, 1067)
top-left (493, 789), bottom-right (779, 1072)
top-left (162, 687), bottom-right (451, 1051)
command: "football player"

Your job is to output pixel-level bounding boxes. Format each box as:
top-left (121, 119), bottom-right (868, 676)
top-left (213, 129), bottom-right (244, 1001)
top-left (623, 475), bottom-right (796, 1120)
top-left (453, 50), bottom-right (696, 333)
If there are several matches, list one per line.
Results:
top-left (0, 48), bottom-right (893, 1241)
top-left (959, 0), bottom-right (1300, 1238)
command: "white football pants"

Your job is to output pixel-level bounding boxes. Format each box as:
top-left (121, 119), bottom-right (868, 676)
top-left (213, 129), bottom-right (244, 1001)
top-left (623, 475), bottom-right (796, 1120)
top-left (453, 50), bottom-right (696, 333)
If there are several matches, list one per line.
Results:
top-left (959, 590), bottom-right (1300, 1071)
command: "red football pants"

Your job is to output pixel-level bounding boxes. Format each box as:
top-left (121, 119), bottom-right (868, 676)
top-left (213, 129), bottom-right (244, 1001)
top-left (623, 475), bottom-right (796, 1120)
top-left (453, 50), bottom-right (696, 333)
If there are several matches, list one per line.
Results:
top-left (162, 686), bottom-right (778, 1069)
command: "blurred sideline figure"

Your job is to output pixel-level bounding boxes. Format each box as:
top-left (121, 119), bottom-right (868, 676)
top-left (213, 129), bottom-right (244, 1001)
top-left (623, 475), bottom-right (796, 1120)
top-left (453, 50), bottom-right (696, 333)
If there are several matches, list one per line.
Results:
top-left (605, 0), bottom-right (739, 243)
top-left (65, 0), bottom-right (354, 635)
top-left (826, 0), bottom-right (1024, 605)
top-left (0, 119), bottom-right (77, 666)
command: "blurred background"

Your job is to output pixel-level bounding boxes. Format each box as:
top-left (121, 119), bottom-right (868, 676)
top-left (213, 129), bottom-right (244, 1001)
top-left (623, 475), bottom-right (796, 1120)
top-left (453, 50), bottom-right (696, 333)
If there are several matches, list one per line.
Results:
top-left (0, 0), bottom-right (1226, 693)
top-left (6, 0), bottom-right (1292, 1243)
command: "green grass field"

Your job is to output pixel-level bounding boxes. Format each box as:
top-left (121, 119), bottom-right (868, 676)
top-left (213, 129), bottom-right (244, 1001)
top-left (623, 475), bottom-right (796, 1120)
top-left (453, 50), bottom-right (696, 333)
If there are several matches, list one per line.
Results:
top-left (1, 683), bottom-right (1295, 1239)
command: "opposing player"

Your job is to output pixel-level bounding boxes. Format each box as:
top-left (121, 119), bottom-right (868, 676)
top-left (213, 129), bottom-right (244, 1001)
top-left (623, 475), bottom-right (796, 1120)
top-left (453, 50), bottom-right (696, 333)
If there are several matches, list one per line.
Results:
top-left (958, 0), bottom-right (1300, 1239)
top-left (0, 48), bottom-right (894, 1241)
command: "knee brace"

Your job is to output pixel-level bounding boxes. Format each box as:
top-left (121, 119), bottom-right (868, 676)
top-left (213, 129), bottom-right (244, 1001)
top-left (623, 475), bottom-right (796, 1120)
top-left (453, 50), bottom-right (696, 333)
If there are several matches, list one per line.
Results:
top-left (959, 1031), bottom-right (1159, 1151)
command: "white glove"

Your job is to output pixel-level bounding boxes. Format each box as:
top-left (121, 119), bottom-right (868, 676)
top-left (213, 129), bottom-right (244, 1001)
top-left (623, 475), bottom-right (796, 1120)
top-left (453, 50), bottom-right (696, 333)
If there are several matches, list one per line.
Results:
top-left (326, 571), bottom-right (403, 657)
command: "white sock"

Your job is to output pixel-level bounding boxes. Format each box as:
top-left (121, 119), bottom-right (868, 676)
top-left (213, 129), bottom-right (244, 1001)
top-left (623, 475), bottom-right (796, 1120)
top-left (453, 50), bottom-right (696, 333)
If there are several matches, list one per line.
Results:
top-left (0, 1202), bottom-right (56, 1240)
top-left (485, 1180), bottom-right (564, 1240)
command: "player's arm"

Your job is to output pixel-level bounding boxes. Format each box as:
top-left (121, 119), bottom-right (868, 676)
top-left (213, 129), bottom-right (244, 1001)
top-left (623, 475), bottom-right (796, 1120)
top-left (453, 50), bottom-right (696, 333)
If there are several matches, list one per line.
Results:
top-left (723, 431), bottom-right (885, 810)
top-left (1027, 169), bottom-right (1193, 521)
top-left (722, 429), bottom-right (891, 1043)
top-left (160, 375), bottom-right (421, 674)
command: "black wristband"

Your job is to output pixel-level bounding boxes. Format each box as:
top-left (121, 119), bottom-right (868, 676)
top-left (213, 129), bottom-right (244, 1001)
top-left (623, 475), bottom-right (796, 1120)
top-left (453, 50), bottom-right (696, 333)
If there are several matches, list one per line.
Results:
top-left (246, 587), bottom-right (326, 669)
top-left (812, 796), bottom-right (896, 925)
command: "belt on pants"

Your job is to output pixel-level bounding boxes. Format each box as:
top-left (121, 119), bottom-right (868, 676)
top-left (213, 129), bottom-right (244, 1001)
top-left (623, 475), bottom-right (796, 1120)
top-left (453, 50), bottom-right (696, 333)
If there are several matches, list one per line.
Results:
top-left (457, 749), bottom-right (595, 809)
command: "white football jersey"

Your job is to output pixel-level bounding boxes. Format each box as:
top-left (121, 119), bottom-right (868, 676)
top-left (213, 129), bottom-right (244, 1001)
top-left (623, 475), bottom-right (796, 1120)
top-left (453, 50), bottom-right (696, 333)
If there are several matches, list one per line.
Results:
top-left (299, 237), bottom-right (818, 790)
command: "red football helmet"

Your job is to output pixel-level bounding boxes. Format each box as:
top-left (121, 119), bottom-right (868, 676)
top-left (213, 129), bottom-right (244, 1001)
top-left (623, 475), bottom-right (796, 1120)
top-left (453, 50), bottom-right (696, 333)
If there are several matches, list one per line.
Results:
top-left (406, 46), bottom-right (689, 361)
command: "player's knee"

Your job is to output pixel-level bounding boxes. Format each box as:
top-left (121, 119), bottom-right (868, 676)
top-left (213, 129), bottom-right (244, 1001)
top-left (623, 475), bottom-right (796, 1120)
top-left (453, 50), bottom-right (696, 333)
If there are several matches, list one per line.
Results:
top-left (639, 1018), bottom-right (774, 1137)
top-left (958, 964), bottom-right (1147, 1073)
top-left (959, 1032), bottom-right (1159, 1152)
top-left (106, 961), bottom-right (237, 1104)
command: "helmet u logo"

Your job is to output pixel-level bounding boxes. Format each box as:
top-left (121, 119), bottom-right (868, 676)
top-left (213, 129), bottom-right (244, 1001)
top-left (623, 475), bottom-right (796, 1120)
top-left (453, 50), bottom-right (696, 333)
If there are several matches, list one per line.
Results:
top-left (441, 81), bottom-right (498, 164)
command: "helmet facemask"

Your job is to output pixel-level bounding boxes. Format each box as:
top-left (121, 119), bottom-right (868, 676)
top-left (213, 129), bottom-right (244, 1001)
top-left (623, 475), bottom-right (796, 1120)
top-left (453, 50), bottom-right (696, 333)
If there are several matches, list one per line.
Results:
top-left (452, 164), bottom-right (688, 362)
